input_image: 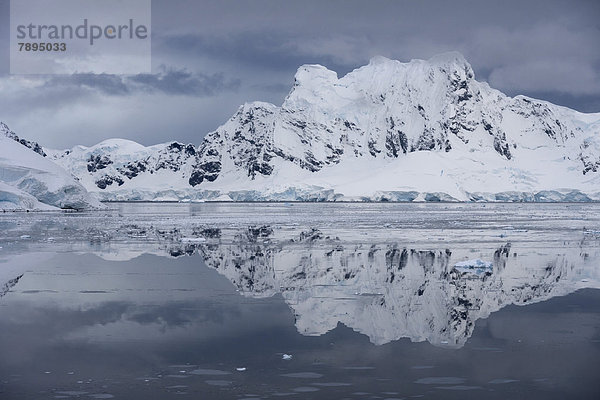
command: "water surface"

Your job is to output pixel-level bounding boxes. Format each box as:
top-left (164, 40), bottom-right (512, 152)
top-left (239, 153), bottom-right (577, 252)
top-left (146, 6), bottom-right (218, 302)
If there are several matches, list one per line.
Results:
top-left (1, 203), bottom-right (599, 399)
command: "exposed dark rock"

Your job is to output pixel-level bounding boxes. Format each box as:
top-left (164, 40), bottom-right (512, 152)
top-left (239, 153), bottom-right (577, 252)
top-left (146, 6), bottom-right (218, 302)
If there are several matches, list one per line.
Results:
top-left (1, 122), bottom-right (47, 157)
top-left (87, 154), bottom-right (113, 172)
top-left (118, 160), bottom-right (148, 179)
top-left (95, 175), bottom-right (124, 189)
top-left (385, 131), bottom-right (409, 157)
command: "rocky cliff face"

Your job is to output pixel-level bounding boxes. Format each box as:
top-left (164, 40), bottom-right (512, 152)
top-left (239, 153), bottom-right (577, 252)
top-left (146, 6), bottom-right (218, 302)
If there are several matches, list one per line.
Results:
top-left (1, 122), bottom-right (46, 157)
top-left (49, 52), bottom-right (600, 201)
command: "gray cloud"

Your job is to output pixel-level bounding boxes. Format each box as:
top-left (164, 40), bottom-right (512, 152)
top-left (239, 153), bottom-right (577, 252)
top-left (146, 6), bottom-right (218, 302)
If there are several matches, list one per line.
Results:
top-left (488, 61), bottom-right (600, 96)
top-left (41, 67), bottom-right (240, 97)
top-left (43, 73), bottom-right (130, 96)
top-left (251, 82), bottom-right (292, 94)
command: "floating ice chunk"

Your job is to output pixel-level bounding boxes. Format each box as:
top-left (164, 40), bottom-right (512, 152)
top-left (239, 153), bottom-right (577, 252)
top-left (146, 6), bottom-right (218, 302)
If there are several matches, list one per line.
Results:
top-left (20, 235), bottom-right (31, 239)
top-left (181, 237), bottom-right (206, 243)
top-left (453, 259), bottom-right (493, 275)
top-left (282, 354), bottom-right (293, 360)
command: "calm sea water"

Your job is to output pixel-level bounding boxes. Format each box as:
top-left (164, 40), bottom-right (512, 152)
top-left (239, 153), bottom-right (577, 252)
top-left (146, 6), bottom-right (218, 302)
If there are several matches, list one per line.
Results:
top-left (1, 203), bottom-right (599, 399)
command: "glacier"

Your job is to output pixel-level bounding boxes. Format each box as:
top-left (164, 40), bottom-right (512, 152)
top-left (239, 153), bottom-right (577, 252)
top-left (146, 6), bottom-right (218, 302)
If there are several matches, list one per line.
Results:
top-left (0, 127), bottom-right (104, 211)
top-left (33, 52), bottom-right (600, 201)
top-left (0, 181), bottom-right (56, 211)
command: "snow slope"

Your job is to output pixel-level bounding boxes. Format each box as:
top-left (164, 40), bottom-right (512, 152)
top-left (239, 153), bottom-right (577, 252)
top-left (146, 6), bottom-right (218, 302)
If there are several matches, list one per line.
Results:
top-left (50, 52), bottom-right (600, 201)
top-left (0, 130), bottom-right (104, 210)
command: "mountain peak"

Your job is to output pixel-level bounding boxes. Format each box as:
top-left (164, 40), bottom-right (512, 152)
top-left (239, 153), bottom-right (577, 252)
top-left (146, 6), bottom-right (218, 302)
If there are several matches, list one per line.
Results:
top-left (427, 51), bottom-right (469, 65)
top-left (364, 52), bottom-right (472, 74)
top-left (293, 64), bottom-right (338, 87)
top-left (427, 51), bottom-right (474, 79)
top-left (368, 55), bottom-right (394, 66)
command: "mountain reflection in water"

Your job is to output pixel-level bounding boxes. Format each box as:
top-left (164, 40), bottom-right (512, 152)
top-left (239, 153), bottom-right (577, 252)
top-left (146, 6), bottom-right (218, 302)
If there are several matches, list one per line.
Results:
top-left (163, 225), bottom-right (599, 348)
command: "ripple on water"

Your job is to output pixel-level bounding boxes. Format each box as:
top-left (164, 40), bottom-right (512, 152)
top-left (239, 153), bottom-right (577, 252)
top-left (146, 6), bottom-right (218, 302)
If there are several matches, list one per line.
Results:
top-left (205, 380), bottom-right (232, 386)
top-left (280, 372), bottom-right (323, 379)
top-left (292, 386), bottom-right (319, 392)
top-left (189, 368), bottom-right (231, 376)
top-left (415, 377), bottom-right (465, 385)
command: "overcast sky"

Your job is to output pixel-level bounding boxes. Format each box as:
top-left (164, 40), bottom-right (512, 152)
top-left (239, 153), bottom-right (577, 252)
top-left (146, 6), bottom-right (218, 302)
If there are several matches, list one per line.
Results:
top-left (0, 0), bottom-right (599, 149)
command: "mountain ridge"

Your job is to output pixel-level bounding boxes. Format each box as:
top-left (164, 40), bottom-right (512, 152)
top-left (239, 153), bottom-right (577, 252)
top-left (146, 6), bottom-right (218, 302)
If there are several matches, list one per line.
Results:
top-left (24, 52), bottom-right (600, 201)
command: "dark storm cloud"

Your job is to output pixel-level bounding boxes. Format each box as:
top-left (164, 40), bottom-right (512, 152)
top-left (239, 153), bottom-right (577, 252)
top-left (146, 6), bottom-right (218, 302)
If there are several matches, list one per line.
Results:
top-left (129, 68), bottom-right (240, 96)
top-left (42, 68), bottom-right (240, 97)
top-left (151, 0), bottom-right (600, 105)
top-left (159, 31), bottom-right (353, 74)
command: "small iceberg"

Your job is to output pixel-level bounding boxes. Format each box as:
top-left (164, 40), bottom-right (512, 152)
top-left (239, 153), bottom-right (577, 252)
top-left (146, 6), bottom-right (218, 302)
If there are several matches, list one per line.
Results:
top-left (453, 259), bottom-right (493, 275)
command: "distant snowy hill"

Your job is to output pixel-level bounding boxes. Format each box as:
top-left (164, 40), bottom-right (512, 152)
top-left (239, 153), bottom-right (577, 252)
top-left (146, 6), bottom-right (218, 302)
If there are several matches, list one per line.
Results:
top-left (0, 124), bottom-right (104, 210)
top-left (46, 139), bottom-right (200, 201)
top-left (50, 52), bottom-right (600, 201)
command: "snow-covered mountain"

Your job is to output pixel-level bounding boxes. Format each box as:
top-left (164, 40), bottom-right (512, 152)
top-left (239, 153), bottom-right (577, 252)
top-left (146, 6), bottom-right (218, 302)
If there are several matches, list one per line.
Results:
top-left (50, 52), bottom-right (600, 201)
top-left (47, 139), bottom-right (201, 201)
top-left (0, 124), bottom-right (104, 210)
